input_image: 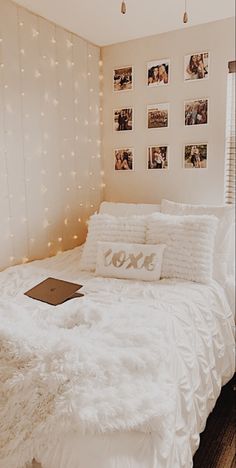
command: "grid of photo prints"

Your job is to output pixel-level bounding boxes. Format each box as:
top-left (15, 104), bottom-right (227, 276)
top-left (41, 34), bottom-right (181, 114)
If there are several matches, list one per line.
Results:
top-left (113, 51), bottom-right (209, 171)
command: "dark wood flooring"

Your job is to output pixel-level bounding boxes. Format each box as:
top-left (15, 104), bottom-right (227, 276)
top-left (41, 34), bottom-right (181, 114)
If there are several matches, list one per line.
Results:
top-left (193, 376), bottom-right (236, 468)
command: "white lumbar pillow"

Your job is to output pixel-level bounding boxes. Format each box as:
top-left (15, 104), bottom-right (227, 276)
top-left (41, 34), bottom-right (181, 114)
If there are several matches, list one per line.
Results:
top-left (79, 213), bottom-right (147, 272)
top-left (161, 199), bottom-right (235, 281)
top-left (95, 241), bottom-right (166, 281)
top-left (146, 212), bottom-right (218, 283)
top-left (99, 201), bottom-right (161, 216)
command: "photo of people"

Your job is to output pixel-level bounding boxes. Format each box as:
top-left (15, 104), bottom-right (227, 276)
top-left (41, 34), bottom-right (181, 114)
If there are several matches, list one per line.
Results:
top-left (147, 146), bottom-right (169, 170)
top-left (184, 99), bottom-right (208, 126)
top-left (113, 108), bottom-right (133, 131)
top-left (113, 66), bottom-right (133, 92)
top-left (184, 52), bottom-right (209, 81)
top-left (184, 144), bottom-right (208, 169)
top-left (147, 59), bottom-right (170, 86)
top-left (114, 148), bottom-right (134, 171)
top-left (147, 104), bottom-right (169, 128)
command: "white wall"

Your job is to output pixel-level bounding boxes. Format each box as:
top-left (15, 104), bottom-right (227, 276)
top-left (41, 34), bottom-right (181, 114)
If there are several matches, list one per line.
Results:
top-left (0, 9), bottom-right (234, 271)
top-left (102, 18), bottom-right (235, 205)
top-left (0, 0), bottom-right (103, 270)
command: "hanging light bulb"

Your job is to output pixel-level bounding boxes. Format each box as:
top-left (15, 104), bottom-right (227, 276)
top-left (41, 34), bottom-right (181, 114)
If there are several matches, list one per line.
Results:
top-left (183, 11), bottom-right (188, 23)
top-left (183, 0), bottom-right (188, 23)
top-left (121, 1), bottom-right (127, 14)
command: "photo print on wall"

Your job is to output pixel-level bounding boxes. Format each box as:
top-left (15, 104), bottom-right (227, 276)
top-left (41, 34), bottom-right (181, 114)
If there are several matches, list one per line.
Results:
top-left (147, 146), bottom-right (169, 170)
top-left (114, 148), bottom-right (134, 171)
top-left (147, 59), bottom-right (170, 86)
top-left (184, 144), bottom-right (208, 169)
top-left (184, 98), bottom-right (209, 126)
top-left (147, 103), bottom-right (169, 128)
top-left (184, 52), bottom-right (209, 81)
top-left (113, 66), bottom-right (133, 92)
top-left (113, 108), bottom-right (133, 131)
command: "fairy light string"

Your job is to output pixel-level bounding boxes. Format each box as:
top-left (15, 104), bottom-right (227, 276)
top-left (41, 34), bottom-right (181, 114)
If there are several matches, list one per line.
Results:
top-left (17, 7), bottom-right (30, 263)
top-left (0, 6), bottom-right (102, 267)
top-left (0, 26), bottom-right (16, 264)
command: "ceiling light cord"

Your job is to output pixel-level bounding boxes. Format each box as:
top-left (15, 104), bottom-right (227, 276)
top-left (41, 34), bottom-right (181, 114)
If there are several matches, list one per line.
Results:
top-left (121, 1), bottom-right (127, 14)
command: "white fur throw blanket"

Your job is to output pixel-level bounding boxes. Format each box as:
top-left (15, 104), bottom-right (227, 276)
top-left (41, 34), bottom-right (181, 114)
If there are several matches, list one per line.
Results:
top-left (0, 280), bottom-right (177, 468)
top-left (0, 274), bottom-right (234, 468)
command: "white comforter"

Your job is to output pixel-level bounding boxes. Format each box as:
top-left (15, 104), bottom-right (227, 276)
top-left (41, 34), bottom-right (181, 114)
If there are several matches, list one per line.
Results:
top-left (0, 247), bottom-right (235, 468)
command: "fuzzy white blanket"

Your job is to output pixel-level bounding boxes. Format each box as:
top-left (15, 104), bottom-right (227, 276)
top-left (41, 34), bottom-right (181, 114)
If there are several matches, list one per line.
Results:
top-left (0, 267), bottom-right (235, 468)
top-left (0, 281), bottom-right (176, 468)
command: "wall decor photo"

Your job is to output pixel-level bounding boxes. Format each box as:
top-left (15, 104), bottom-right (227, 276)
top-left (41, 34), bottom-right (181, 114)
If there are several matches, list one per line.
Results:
top-left (113, 66), bottom-right (133, 92)
top-left (184, 52), bottom-right (209, 81)
top-left (113, 108), bottom-right (133, 132)
top-left (147, 103), bottom-right (169, 129)
top-left (184, 98), bottom-right (208, 126)
top-left (184, 144), bottom-right (208, 169)
top-left (147, 59), bottom-right (170, 86)
top-left (147, 146), bottom-right (169, 170)
top-left (114, 148), bottom-right (134, 171)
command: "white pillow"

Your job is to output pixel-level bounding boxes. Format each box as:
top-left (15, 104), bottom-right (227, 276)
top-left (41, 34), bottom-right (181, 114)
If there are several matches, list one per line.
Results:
top-left (99, 202), bottom-right (161, 216)
top-left (146, 212), bottom-right (218, 283)
top-left (161, 199), bottom-right (235, 281)
top-left (95, 241), bottom-right (165, 281)
top-left (80, 213), bottom-right (147, 271)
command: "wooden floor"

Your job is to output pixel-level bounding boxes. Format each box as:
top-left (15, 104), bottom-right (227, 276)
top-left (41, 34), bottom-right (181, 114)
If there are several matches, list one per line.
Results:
top-left (31, 377), bottom-right (236, 468)
top-left (193, 376), bottom-right (236, 468)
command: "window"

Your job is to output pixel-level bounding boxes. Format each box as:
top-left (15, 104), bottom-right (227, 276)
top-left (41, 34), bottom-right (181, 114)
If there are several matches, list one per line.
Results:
top-left (225, 61), bottom-right (235, 204)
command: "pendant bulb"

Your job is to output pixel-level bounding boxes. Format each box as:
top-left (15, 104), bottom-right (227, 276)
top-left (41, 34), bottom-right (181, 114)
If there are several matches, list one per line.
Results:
top-left (121, 1), bottom-right (126, 14)
top-left (183, 11), bottom-right (188, 23)
top-left (183, 0), bottom-right (188, 23)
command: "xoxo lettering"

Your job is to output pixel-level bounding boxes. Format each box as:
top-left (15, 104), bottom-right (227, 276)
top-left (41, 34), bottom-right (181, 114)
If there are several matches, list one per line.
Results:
top-left (104, 249), bottom-right (157, 271)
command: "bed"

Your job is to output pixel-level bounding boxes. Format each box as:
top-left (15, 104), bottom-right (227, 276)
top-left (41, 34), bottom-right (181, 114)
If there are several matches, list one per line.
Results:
top-left (0, 201), bottom-right (235, 468)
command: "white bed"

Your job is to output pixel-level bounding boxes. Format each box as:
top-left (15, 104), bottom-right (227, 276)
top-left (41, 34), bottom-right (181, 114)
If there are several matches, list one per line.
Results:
top-left (0, 203), bottom-right (235, 468)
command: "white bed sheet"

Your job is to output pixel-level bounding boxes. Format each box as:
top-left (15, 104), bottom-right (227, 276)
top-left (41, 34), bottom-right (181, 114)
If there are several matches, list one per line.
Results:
top-left (0, 246), bottom-right (235, 468)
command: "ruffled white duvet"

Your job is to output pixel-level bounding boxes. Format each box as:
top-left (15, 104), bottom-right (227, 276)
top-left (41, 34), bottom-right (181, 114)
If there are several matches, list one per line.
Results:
top-left (0, 247), bottom-right (235, 468)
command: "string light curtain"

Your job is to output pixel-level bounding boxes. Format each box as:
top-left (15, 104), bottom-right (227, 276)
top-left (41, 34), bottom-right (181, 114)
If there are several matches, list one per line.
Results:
top-left (0, 0), bottom-right (103, 270)
top-left (224, 61), bottom-right (235, 204)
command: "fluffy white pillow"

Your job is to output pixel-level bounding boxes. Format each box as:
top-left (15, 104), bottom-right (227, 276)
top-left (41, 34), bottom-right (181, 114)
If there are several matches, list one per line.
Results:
top-left (161, 199), bottom-right (235, 281)
top-left (95, 241), bottom-right (165, 281)
top-left (146, 212), bottom-right (218, 283)
top-left (80, 213), bottom-right (147, 271)
top-left (99, 202), bottom-right (161, 216)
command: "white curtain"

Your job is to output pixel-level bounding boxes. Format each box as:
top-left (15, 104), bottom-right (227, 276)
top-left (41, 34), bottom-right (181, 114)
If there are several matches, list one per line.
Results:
top-left (225, 65), bottom-right (235, 204)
